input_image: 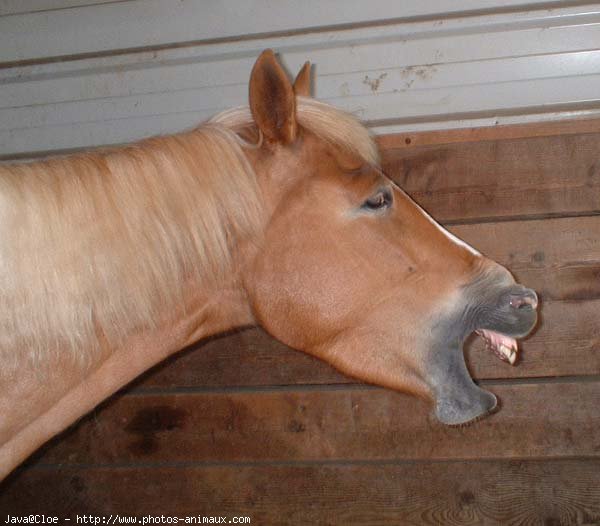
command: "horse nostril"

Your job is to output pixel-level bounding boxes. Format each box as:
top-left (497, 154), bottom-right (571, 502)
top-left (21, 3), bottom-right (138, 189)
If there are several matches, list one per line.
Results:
top-left (509, 289), bottom-right (538, 310)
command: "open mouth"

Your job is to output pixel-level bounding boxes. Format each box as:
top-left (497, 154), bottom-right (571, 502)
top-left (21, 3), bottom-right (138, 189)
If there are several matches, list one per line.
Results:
top-left (476, 329), bottom-right (518, 365)
top-left (431, 281), bottom-right (538, 426)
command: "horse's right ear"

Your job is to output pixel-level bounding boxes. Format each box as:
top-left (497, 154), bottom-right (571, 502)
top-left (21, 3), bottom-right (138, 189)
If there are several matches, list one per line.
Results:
top-left (249, 49), bottom-right (297, 145)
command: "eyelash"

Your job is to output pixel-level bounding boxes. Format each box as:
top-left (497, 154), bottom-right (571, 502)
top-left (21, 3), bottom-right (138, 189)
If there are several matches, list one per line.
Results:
top-left (362, 188), bottom-right (393, 211)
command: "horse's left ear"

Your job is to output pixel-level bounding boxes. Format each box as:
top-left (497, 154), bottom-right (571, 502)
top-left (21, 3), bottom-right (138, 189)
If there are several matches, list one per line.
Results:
top-left (293, 61), bottom-right (312, 97)
top-left (249, 49), bottom-right (297, 145)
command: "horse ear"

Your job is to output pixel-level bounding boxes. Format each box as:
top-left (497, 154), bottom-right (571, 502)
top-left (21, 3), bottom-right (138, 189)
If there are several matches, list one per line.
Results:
top-left (293, 61), bottom-right (312, 97)
top-left (249, 49), bottom-right (297, 144)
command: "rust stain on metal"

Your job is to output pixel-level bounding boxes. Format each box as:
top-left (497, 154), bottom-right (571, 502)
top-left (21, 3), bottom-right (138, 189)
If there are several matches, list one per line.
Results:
top-left (363, 72), bottom-right (387, 92)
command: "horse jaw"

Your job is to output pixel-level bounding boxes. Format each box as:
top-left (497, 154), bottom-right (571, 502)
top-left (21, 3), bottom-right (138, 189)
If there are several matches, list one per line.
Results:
top-left (426, 343), bottom-right (498, 426)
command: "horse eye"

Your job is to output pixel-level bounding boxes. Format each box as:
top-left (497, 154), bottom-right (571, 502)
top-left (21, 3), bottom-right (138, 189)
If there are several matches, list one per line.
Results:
top-left (362, 189), bottom-right (392, 211)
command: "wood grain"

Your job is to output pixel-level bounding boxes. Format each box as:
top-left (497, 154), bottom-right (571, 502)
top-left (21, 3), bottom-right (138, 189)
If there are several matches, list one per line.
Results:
top-left (377, 117), bottom-right (600, 149)
top-left (382, 131), bottom-right (600, 222)
top-left (25, 381), bottom-right (600, 466)
top-left (3, 459), bottom-right (600, 524)
top-left (455, 216), bottom-right (600, 302)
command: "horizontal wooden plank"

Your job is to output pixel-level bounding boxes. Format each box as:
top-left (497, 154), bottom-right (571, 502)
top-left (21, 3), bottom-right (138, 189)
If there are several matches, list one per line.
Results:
top-left (0, 0), bottom-right (580, 64)
top-left (456, 217), bottom-right (600, 299)
top-left (3, 459), bottom-right (600, 523)
top-left (136, 328), bottom-right (342, 390)
top-left (30, 381), bottom-right (600, 466)
top-left (384, 132), bottom-right (600, 221)
top-left (377, 117), bottom-right (600, 149)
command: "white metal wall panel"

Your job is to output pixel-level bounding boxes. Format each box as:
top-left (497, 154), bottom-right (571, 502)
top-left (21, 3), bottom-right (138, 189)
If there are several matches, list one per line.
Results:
top-left (1, 1), bottom-right (600, 157)
top-left (0, 0), bottom-right (578, 63)
top-left (0, 1), bottom-right (126, 17)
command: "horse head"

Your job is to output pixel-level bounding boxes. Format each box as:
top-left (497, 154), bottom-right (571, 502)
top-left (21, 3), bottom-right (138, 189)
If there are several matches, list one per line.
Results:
top-left (238, 50), bottom-right (538, 425)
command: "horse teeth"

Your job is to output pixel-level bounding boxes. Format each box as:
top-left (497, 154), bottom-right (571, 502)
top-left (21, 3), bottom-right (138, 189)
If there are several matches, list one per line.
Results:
top-left (499, 344), bottom-right (517, 365)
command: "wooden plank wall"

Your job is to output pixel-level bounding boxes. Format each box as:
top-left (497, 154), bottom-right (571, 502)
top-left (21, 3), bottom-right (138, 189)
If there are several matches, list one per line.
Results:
top-left (2, 119), bottom-right (600, 524)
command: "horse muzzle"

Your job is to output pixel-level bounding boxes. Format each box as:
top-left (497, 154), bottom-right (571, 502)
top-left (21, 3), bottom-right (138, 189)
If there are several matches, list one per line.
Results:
top-left (426, 278), bottom-right (539, 426)
top-left (468, 281), bottom-right (537, 365)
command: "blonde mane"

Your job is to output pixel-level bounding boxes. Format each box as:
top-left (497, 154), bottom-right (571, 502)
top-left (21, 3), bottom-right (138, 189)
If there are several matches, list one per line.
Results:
top-left (0, 97), bottom-right (378, 375)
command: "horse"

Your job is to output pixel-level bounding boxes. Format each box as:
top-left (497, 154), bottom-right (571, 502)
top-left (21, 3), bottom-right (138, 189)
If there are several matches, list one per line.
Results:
top-left (0, 49), bottom-right (537, 478)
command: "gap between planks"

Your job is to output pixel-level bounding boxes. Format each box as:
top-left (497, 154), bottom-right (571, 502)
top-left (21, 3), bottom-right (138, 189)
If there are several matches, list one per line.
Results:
top-left (23, 454), bottom-right (600, 472)
top-left (126, 374), bottom-right (600, 397)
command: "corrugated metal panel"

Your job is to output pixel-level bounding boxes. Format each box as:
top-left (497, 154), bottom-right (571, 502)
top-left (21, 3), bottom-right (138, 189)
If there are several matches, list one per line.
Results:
top-left (1, 1), bottom-right (600, 156)
top-left (0, 1), bottom-right (128, 17)
top-left (0, 0), bottom-right (579, 63)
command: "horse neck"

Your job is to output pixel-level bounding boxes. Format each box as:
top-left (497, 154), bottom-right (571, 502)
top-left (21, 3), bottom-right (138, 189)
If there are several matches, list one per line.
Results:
top-left (0, 126), bottom-right (263, 371)
top-left (0, 137), bottom-right (260, 477)
top-left (0, 275), bottom-right (254, 478)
